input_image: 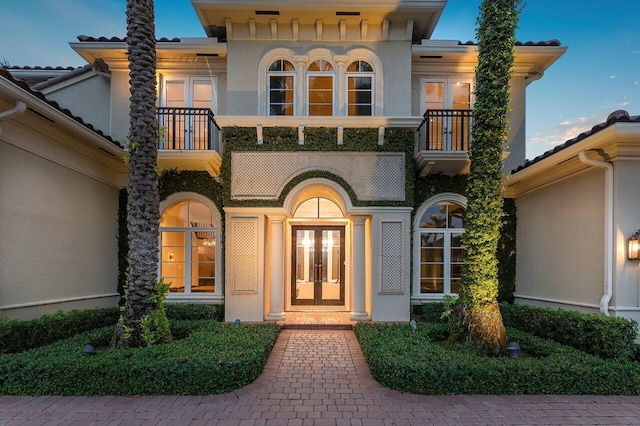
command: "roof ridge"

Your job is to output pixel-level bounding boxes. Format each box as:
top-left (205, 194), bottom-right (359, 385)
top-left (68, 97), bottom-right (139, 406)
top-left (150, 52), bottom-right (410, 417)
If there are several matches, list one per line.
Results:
top-left (512, 110), bottom-right (640, 173)
top-left (31, 64), bottom-right (95, 91)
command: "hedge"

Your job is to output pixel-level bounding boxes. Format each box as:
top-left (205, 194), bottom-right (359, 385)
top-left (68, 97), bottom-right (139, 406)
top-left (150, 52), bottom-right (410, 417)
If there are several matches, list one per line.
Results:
top-left (0, 321), bottom-right (280, 396)
top-left (355, 322), bottom-right (640, 395)
top-left (0, 303), bottom-right (224, 354)
top-left (412, 302), bottom-right (638, 361)
top-left (500, 303), bottom-right (638, 360)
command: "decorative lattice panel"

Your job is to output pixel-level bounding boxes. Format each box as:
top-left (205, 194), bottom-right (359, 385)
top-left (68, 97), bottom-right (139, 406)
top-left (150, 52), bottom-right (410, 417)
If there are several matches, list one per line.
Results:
top-left (231, 152), bottom-right (405, 201)
top-left (231, 219), bottom-right (258, 294)
top-left (379, 221), bottom-right (404, 294)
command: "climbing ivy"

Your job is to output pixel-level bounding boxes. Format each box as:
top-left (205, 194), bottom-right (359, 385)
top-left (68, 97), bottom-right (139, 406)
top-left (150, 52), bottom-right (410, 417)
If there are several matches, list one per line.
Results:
top-left (221, 126), bottom-right (415, 207)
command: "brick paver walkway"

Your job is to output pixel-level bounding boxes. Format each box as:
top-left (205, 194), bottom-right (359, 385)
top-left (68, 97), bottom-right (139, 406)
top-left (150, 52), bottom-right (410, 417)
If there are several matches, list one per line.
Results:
top-left (2, 329), bottom-right (640, 425)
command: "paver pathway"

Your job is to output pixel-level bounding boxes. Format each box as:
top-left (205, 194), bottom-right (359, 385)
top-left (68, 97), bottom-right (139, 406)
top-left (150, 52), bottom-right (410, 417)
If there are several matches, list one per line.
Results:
top-left (2, 329), bottom-right (640, 425)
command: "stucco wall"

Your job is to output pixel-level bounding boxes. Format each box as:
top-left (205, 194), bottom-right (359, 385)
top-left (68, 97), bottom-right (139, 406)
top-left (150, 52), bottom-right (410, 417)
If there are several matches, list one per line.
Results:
top-left (0, 138), bottom-right (120, 320)
top-left (225, 40), bottom-right (411, 116)
top-left (613, 159), bottom-right (640, 317)
top-left (45, 74), bottom-right (111, 135)
top-left (515, 168), bottom-right (605, 309)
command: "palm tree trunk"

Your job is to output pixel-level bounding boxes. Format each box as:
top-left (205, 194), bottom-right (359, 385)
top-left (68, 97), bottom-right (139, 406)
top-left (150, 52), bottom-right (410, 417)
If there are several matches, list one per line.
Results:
top-left (111, 0), bottom-right (161, 348)
top-left (453, 0), bottom-right (521, 356)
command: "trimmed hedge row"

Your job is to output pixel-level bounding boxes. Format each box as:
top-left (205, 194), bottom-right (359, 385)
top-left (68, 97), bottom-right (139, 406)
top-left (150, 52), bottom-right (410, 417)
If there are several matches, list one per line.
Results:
top-left (0, 321), bottom-right (280, 396)
top-left (0, 304), bottom-right (225, 354)
top-left (500, 303), bottom-right (638, 360)
top-left (355, 322), bottom-right (640, 395)
top-left (412, 302), bottom-right (638, 361)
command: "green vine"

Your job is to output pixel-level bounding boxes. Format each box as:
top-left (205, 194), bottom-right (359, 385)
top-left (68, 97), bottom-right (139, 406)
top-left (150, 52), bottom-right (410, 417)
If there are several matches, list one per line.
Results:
top-left (221, 126), bottom-right (415, 207)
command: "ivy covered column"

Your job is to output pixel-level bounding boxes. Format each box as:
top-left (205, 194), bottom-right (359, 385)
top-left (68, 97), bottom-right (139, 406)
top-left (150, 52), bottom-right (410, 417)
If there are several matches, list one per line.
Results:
top-left (350, 215), bottom-right (369, 320)
top-left (267, 215), bottom-right (286, 320)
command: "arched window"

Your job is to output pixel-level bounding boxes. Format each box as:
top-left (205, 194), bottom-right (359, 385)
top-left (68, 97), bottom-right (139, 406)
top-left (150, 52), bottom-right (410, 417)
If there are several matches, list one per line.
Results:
top-left (268, 59), bottom-right (295, 116)
top-left (415, 196), bottom-right (466, 296)
top-left (293, 197), bottom-right (343, 218)
top-left (307, 60), bottom-right (334, 116)
top-left (346, 60), bottom-right (373, 116)
top-left (160, 200), bottom-right (218, 295)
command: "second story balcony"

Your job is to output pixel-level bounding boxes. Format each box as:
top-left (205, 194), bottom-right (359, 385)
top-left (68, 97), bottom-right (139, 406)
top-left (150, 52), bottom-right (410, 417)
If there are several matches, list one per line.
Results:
top-left (156, 107), bottom-right (222, 177)
top-left (416, 109), bottom-right (473, 176)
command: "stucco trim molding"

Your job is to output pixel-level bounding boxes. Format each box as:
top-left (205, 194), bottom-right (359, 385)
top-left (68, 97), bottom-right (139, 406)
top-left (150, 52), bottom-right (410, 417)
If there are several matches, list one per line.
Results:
top-left (0, 293), bottom-right (120, 311)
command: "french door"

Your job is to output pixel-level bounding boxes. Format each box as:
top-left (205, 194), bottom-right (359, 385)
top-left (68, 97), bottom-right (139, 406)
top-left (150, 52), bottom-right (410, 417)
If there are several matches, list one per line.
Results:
top-left (160, 76), bottom-right (215, 149)
top-left (291, 226), bottom-right (345, 305)
top-left (422, 78), bottom-right (473, 151)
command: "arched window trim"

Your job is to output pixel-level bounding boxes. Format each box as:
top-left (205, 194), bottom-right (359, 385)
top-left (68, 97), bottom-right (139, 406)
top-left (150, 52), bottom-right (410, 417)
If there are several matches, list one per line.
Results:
top-left (159, 193), bottom-right (222, 301)
top-left (413, 193), bottom-right (467, 299)
top-left (258, 48), bottom-right (383, 116)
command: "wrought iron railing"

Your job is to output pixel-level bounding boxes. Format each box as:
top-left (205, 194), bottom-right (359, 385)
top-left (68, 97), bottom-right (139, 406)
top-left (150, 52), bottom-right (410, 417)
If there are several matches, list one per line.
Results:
top-left (416, 109), bottom-right (473, 152)
top-left (157, 107), bottom-right (220, 151)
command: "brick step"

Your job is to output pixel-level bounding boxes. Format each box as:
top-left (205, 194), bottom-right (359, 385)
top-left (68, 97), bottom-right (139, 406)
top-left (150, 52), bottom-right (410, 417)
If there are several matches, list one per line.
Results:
top-left (281, 323), bottom-right (354, 330)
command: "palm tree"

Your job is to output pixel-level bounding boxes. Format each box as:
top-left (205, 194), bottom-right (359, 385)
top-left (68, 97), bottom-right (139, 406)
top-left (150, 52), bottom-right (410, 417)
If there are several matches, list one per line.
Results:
top-left (453, 0), bottom-right (521, 356)
top-left (111, 0), bottom-right (170, 348)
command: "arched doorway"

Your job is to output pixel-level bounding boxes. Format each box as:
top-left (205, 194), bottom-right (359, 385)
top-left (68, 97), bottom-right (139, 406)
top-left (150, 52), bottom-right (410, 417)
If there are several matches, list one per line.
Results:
top-left (283, 179), bottom-right (353, 311)
top-left (291, 198), bottom-right (345, 305)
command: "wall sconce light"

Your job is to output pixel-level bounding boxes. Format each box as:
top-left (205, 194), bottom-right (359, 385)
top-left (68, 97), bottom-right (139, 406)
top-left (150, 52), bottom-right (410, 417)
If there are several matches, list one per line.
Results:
top-left (169, 251), bottom-right (175, 261)
top-left (629, 230), bottom-right (640, 260)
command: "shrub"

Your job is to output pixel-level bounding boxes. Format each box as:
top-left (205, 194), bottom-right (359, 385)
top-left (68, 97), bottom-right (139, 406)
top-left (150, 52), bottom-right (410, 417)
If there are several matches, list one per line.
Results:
top-left (0, 322), bottom-right (280, 396)
top-left (355, 322), bottom-right (640, 395)
top-left (0, 307), bottom-right (120, 354)
top-left (0, 303), bottom-right (225, 354)
top-left (165, 303), bottom-right (224, 322)
top-left (500, 303), bottom-right (638, 360)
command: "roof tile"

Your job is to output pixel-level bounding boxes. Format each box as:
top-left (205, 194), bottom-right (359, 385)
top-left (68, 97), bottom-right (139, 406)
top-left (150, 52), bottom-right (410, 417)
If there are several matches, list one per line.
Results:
top-left (0, 69), bottom-right (122, 148)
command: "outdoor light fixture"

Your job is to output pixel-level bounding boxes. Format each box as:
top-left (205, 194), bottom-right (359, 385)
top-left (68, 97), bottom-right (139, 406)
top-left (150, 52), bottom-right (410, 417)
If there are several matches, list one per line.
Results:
top-left (629, 230), bottom-right (640, 260)
top-left (83, 344), bottom-right (97, 356)
top-left (507, 341), bottom-right (521, 358)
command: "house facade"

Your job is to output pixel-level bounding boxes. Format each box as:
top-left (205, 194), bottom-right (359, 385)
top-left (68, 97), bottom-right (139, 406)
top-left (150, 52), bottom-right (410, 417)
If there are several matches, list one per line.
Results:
top-left (1, 0), bottom-right (598, 322)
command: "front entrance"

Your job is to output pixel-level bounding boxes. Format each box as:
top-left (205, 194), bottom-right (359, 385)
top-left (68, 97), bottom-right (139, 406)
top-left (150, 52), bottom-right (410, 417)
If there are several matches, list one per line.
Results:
top-left (291, 226), bottom-right (345, 305)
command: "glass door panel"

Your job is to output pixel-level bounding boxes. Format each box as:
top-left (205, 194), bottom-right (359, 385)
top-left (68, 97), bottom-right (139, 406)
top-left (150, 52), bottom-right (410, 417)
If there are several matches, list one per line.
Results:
top-left (292, 226), bottom-right (344, 305)
top-left (294, 229), bottom-right (316, 302)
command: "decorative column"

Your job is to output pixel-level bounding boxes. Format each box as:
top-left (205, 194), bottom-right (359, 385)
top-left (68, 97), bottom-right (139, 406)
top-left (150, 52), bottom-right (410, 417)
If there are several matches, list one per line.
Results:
top-left (351, 215), bottom-right (369, 320)
top-left (334, 55), bottom-right (348, 117)
top-left (266, 216), bottom-right (286, 320)
top-left (293, 55), bottom-right (308, 116)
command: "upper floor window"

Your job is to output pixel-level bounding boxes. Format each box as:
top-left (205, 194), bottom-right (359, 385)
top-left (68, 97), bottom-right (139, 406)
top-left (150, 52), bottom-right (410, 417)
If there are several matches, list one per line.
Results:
top-left (268, 59), bottom-right (295, 116)
top-left (347, 60), bottom-right (373, 116)
top-left (307, 60), bottom-right (334, 116)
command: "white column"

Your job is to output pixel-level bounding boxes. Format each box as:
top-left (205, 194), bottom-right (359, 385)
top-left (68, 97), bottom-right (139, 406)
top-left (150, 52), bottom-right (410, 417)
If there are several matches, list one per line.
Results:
top-left (350, 215), bottom-right (369, 320)
top-left (266, 216), bottom-right (286, 320)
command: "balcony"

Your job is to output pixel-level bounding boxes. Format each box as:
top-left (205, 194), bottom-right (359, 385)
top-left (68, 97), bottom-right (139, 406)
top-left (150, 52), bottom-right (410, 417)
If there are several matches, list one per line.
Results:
top-left (415, 109), bottom-right (473, 176)
top-left (156, 107), bottom-right (222, 176)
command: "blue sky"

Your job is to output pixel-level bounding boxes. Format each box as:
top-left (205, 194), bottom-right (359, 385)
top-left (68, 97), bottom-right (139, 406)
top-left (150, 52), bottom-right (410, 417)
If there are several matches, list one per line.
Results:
top-left (1, 0), bottom-right (638, 159)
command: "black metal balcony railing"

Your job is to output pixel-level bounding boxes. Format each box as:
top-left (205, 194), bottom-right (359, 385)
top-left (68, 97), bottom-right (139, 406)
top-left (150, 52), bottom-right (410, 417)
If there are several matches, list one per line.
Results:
top-left (157, 107), bottom-right (220, 151)
top-left (416, 109), bottom-right (473, 152)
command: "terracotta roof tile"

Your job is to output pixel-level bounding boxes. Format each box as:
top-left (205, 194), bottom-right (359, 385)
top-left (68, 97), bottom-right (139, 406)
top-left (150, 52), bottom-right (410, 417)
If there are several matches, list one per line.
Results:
top-left (31, 64), bottom-right (95, 91)
top-left (0, 69), bottom-right (122, 148)
top-left (512, 110), bottom-right (640, 173)
top-left (457, 39), bottom-right (562, 46)
top-left (2, 65), bottom-right (80, 71)
top-left (76, 35), bottom-right (180, 42)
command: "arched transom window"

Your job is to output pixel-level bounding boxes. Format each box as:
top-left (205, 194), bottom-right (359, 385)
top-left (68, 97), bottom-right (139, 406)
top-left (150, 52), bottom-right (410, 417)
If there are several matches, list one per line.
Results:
top-left (268, 59), bottom-right (295, 116)
top-left (160, 200), bottom-right (218, 295)
top-left (417, 200), bottom-right (465, 295)
top-left (294, 197), bottom-right (343, 218)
